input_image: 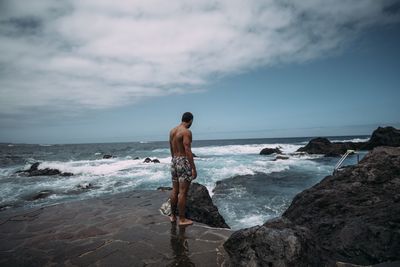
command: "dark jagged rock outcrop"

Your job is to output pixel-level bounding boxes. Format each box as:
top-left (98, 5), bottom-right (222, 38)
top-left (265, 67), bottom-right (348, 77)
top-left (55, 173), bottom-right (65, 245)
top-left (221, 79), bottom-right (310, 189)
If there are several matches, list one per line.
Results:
top-left (260, 147), bottom-right (282, 155)
top-left (362, 126), bottom-right (400, 150)
top-left (160, 183), bottom-right (230, 229)
top-left (296, 137), bottom-right (364, 157)
top-left (186, 183), bottom-right (230, 229)
top-left (143, 157), bottom-right (160, 163)
top-left (143, 157), bottom-right (152, 163)
top-left (297, 126), bottom-right (400, 156)
top-left (224, 147), bottom-right (400, 266)
top-left (15, 162), bottom-right (73, 177)
top-left (102, 154), bottom-right (114, 159)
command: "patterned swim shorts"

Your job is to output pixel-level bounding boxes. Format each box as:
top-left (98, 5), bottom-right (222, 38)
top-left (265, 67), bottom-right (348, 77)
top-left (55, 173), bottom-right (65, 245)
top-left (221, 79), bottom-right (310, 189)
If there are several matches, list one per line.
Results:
top-left (170, 156), bottom-right (193, 183)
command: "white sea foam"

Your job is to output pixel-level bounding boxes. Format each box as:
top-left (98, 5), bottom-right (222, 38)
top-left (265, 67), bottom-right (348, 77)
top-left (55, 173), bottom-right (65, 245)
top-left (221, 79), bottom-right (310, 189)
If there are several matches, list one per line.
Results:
top-left (192, 143), bottom-right (302, 156)
top-left (330, 137), bottom-right (370, 143)
top-left (39, 158), bottom-right (169, 177)
top-left (237, 214), bottom-right (267, 227)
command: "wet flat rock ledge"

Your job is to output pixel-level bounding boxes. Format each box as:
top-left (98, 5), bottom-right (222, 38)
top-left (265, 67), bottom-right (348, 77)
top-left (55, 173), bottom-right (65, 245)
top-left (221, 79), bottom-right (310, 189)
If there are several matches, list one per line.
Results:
top-left (0, 190), bottom-right (232, 267)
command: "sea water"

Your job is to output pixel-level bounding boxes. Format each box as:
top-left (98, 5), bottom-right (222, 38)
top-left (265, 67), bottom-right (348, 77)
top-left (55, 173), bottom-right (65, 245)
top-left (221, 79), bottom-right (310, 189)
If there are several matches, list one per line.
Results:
top-left (0, 136), bottom-right (369, 229)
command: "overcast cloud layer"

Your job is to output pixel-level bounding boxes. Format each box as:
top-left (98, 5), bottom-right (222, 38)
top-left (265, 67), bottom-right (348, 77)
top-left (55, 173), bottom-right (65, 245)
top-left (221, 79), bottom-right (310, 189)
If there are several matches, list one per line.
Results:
top-left (1, 0), bottom-right (399, 120)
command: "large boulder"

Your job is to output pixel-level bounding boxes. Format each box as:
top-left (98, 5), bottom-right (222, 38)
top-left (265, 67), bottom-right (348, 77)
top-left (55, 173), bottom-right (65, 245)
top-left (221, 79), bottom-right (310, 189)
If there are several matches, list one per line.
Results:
top-left (224, 147), bottom-right (400, 266)
top-left (224, 217), bottom-right (318, 266)
top-left (186, 183), bottom-right (230, 229)
top-left (362, 126), bottom-right (400, 150)
top-left (260, 147), bottom-right (282, 155)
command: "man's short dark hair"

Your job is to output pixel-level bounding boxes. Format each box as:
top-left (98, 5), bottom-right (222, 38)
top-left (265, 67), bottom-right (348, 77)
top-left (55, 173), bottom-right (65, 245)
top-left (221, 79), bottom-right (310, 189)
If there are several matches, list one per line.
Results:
top-left (182, 112), bottom-right (193, 123)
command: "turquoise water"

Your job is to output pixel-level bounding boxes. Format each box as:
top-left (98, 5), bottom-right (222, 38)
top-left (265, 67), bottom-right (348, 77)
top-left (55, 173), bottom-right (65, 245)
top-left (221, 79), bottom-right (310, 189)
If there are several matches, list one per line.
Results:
top-left (0, 136), bottom-right (369, 229)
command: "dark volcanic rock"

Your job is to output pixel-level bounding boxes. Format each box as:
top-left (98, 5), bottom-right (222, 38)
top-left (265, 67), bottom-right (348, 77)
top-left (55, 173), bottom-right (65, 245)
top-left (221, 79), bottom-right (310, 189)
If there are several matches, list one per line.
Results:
top-left (297, 138), bottom-right (363, 157)
top-left (16, 162), bottom-right (73, 177)
top-left (260, 147), bottom-right (282, 155)
top-left (185, 183), bottom-right (230, 229)
top-left (152, 159), bottom-right (160, 163)
top-left (143, 157), bottom-right (152, 163)
top-left (29, 162), bottom-right (40, 171)
top-left (224, 147), bottom-right (400, 266)
top-left (25, 190), bottom-right (54, 201)
top-left (224, 217), bottom-right (317, 266)
top-left (273, 155), bottom-right (289, 161)
top-left (362, 126), bottom-right (400, 150)
top-left (60, 172), bottom-right (74, 176)
top-left (102, 154), bottom-right (114, 159)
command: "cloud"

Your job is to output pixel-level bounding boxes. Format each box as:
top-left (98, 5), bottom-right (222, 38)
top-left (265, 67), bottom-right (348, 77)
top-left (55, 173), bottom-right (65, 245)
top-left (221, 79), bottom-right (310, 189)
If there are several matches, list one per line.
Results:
top-left (0, 0), bottom-right (399, 119)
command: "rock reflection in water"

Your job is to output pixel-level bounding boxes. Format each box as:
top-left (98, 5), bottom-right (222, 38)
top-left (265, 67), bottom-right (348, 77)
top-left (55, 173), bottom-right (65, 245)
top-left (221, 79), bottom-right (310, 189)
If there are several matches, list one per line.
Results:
top-left (168, 223), bottom-right (195, 267)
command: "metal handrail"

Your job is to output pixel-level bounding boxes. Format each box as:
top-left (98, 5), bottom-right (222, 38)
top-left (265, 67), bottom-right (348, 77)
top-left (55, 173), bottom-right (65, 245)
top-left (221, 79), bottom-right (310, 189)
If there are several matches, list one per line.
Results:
top-left (334, 150), bottom-right (357, 174)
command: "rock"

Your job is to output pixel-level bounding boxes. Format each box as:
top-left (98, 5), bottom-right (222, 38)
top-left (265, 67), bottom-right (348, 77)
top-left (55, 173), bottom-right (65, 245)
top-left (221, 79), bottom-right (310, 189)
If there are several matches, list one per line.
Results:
top-left (297, 137), bottom-right (336, 155)
top-left (224, 217), bottom-right (317, 267)
top-left (60, 172), bottom-right (74, 176)
top-left (224, 147), bottom-right (400, 266)
top-left (273, 155), bottom-right (289, 161)
top-left (362, 126), bottom-right (400, 150)
top-left (102, 154), bottom-right (113, 159)
top-left (25, 190), bottom-right (54, 201)
top-left (297, 138), bottom-right (364, 157)
top-left (193, 153), bottom-right (198, 158)
top-left (260, 147), bottom-right (282, 155)
top-left (133, 157), bottom-right (140, 160)
top-left (15, 162), bottom-right (74, 177)
top-left (29, 162), bottom-right (40, 171)
top-left (143, 157), bottom-right (152, 163)
top-left (185, 183), bottom-right (230, 228)
top-left (29, 168), bottom-right (61, 176)
top-left (152, 159), bottom-right (160, 163)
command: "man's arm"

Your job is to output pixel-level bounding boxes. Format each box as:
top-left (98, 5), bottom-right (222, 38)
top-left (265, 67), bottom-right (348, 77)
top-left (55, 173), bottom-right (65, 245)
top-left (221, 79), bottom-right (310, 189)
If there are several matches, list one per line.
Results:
top-left (169, 130), bottom-right (174, 157)
top-left (183, 130), bottom-right (197, 179)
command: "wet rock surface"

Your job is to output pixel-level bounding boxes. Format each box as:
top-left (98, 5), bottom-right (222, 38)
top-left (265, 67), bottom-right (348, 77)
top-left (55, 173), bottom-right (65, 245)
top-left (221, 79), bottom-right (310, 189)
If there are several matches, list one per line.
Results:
top-left (362, 126), bottom-right (400, 150)
top-left (15, 162), bottom-right (74, 177)
top-left (296, 137), bottom-right (363, 157)
top-left (224, 147), bottom-right (400, 266)
top-left (260, 147), bottom-right (282, 155)
top-left (0, 190), bottom-right (232, 267)
top-left (296, 126), bottom-right (400, 156)
top-left (186, 183), bottom-right (230, 229)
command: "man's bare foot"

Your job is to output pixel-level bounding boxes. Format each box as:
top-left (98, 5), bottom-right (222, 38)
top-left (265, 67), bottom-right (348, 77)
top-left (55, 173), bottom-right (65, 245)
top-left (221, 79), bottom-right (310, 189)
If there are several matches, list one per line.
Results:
top-left (169, 215), bottom-right (177, 223)
top-left (178, 218), bottom-right (193, 226)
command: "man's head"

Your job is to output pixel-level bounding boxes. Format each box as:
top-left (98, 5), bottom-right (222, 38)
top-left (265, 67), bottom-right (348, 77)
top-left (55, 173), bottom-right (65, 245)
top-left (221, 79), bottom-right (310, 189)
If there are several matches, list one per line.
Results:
top-left (181, 112), bottom-right (193, 128)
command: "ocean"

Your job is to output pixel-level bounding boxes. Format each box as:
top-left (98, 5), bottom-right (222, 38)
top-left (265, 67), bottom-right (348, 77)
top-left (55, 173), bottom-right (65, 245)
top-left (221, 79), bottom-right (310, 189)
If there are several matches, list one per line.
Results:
top-left (0, 135), bottom-right (369, 230)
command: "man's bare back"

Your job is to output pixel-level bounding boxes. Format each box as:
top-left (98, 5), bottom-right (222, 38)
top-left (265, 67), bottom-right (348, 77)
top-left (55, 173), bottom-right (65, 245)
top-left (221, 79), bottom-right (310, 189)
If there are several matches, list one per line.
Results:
top-left (169, 112), bottom-right (196, 226)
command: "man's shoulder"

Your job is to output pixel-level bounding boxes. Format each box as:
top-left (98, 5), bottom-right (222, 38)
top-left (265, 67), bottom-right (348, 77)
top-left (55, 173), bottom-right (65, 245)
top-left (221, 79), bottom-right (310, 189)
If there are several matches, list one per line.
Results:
top-left (183, 128), bottom-right (192, 136)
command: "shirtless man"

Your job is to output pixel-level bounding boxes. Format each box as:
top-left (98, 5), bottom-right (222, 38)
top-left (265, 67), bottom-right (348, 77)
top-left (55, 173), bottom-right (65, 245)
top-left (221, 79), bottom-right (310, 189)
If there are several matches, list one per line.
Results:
top-left (169, 112), bottom-right (197, 226)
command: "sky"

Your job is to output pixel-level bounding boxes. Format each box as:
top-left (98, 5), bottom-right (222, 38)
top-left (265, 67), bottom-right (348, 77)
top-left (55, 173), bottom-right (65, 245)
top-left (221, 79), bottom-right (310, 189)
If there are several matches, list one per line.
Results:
top-left (1, 0), bottom-right (400, 144)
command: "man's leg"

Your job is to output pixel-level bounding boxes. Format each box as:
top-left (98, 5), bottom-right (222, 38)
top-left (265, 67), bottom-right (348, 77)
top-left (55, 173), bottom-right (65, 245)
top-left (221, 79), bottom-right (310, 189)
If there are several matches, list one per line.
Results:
top-left (178, 179), bottom-right (193, 226)
top-left (170, 181), bottom-right (179, 222)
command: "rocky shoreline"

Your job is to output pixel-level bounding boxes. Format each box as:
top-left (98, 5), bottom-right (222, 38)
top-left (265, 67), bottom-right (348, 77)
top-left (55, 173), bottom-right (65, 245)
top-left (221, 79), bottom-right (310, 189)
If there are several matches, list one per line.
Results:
top-left (223, 146), bottom-right (400, 266)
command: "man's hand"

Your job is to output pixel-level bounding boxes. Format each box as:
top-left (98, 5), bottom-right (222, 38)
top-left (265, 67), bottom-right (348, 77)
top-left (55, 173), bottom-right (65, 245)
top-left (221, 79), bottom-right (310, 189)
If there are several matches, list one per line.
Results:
top-left (192, 169), bottom-right (197, 180)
